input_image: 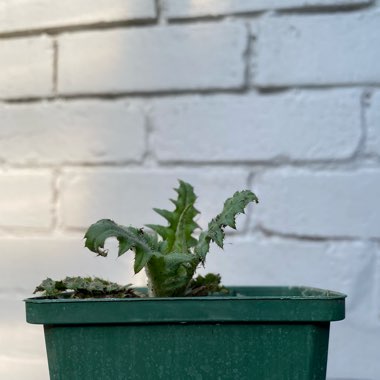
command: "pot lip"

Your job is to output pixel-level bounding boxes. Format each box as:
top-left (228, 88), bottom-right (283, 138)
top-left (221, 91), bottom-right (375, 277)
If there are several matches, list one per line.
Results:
top-left (24, 286), bottom-right (347, 303)
top-left (25, 286), bottom-right (346, 324)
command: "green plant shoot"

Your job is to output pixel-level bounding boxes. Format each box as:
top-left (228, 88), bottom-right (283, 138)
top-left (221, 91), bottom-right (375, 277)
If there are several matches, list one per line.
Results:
top-left (84, 180), bottom-right (258, 297)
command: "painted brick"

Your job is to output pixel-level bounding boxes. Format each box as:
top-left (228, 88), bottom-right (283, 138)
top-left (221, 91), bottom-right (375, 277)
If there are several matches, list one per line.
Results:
top-left (0, 0), bottom-right (156, 34)
top-left (151, 90), bottom-right (361, 162)
top-left (61, 169), bottom-right (248, 229)
top-left (0, 172), bottom-right (52, 229)
top-left (58, 23), bottom-right (246, 94)
top-left (0, 36), bottom-right (53, 98)
top-left (0, 238), bottom-right (145, 295)
top-left (367, 91), bottom-right (380, 156)
top-left (0, 101), bottom-right (146, 165)
top-left (165, 0), bottom-right (372, 19)
top-left (200, 238), bottom-right (376, 318)
top-left (255, 169), bottom-right (380, 238)
top-left (254, 12), bottom-right (380, 87)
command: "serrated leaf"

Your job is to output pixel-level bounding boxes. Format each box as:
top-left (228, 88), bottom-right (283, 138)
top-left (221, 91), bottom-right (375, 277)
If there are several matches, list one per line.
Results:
top-left (84, 219), bottom-right (159, 273)
top-left (134, 248), bottom-right (154, 273)
top-left (193, 231), bottom-right (209, 260)
top-left (195, 190), bottom-right (258, 259)
top-left (145, 224), bottom-right (170, 240)
top-left (147, 180), bottom-right (200, 253)
top-left (153, 208), bottom-right (174, 223)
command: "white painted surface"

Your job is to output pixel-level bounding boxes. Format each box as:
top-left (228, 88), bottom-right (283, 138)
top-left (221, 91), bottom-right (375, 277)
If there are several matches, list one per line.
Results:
top-left (58, 23), bottom-right (247, 94)
top-left (0, 0), bottom-right (379, 378)
top-left (0, 101), bottom-right (146, 164)
top-left (255, 169), bottom-right (380, 238)
top-left (0, 0), bottom-right (156, 33)
top-left (151, 91), bottom-right (361, 162)
top-left (367, 91), bottom-right (380, 156)
top-left (254, 12), bottom-right (380, 86)
top-left (165, 0), bottom-right (372, 18)
top-left (0, 36), bottom-right (53, 98)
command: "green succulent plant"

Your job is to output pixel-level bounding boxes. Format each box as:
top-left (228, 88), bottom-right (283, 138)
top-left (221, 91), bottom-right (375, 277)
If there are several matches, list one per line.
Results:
top-left (83, 180), bottom-right (258, 297)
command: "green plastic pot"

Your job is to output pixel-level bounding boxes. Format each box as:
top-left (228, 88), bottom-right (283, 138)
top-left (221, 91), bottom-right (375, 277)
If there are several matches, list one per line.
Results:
top-left (25, 286), bottom-right (345, 380)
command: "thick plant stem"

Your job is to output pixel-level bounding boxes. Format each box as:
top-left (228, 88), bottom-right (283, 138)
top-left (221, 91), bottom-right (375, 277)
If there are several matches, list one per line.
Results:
top-left (146, 256), bottom-right (198, 297)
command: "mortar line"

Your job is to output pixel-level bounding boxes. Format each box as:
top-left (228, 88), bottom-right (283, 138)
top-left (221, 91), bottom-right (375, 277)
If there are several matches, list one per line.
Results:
top-left (242, 21), bottom-right (253, 90)
top-left (147, 158), bottom-right (380, 170)
top-left (276, 2), bottom-right (375, 15)
top-left (141, 106), bottom-right (159, 168)
top-left (51, 168), bottom-right (61, 232)
top-left (257, 225), bottom-right (371, 243)
top-left (240, 170), bottom-right (257, 236)
top-left (0, 86), bottom-right (250, 103)
top-left (3, 84), bottom-right (380, 104)
top-left (156, 0), bottom-right (168, 25)
top-left (0, 224), bottom-right (367, 244)
top-left (52, 38), bottom-right (59, 95)
top-left (0, 19), bottom-right (158, 40)
top-left (0, 2), bottom-right (374, 41)
top-left (165, 2), bottom-right (373, 24)
top-left (357, 88), bottom-right (373, 158)
top-left (2, 157), bottom-right (380, 172)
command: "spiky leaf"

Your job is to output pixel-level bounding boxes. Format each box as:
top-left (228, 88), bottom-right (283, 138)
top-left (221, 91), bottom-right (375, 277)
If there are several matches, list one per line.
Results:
top-left (84, 219), bottom-right (160, 273)
top-left (147, 180), bottom-right (200, 253)
top-left (195, 190), bottom-right (258, 260)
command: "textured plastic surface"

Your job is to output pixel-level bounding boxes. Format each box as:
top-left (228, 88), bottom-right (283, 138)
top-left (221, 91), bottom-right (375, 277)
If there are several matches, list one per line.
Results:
top-left (25, 286), bottom-right (346, 380)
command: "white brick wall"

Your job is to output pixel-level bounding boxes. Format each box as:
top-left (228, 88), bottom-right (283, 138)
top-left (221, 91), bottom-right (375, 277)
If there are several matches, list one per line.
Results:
top-left (0, 101), bottom-right (146, 164)
top-left (254, 12), bottom-right (380, 87)
top-left (200, 238), bottom-right (377, 320)
top-left (0, 238), bottom-right (143, 294)
top-left (0, 171), bottom-right (52, 229)
top-left (0, 36), bottom-right (53, 98)
top-left (0, 0), bottom-right (379, 379)
top-left (367, 91), bottom-right (380, 156)
top-left (0, 0), bottom-right (156, 34)
top-left (164, 0), bottom-right (372, 18)
top-left (151, 90), bottom-right (362, 162)
top-left (60, 169), bottom-right (248, 229)
top-left (58, 23), bottom-right (247, 94)
top-left (255, 169), bottom-right (380, 239)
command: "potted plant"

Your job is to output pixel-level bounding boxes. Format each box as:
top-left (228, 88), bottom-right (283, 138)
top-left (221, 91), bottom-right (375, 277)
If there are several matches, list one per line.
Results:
top-left (25, 181), bottom-right (345, 380)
